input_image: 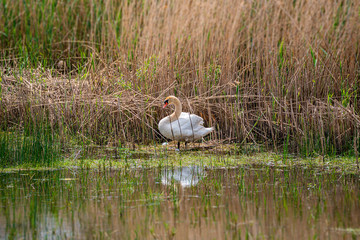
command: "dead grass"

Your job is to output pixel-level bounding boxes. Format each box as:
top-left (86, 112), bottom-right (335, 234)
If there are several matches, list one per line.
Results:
top-left (0, 0), bottom-right (359, 156)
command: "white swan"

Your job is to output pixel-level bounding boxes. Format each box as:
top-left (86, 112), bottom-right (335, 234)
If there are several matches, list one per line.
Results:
top-left (158, 96), bottom-right (214, 149)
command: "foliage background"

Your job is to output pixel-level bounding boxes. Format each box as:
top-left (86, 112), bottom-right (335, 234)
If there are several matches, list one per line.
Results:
top-left (0, 0), bottom-right (359, 156)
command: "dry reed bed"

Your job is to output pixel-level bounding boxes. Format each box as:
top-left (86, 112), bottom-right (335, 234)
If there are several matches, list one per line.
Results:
top-left (1, 69), bottom-right (359, 154)
top-left (0, 0), bottom-right (359, 155)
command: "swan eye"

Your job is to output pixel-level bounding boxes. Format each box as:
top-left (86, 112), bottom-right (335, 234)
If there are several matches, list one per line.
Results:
top-left (163, 99), bottom-right (169, 108)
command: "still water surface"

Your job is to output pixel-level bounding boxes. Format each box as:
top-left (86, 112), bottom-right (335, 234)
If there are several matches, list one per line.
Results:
top-left (0, 165), bottom-right (359, 239)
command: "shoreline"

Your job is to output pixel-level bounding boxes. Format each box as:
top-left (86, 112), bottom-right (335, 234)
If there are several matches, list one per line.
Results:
top-left (1, 144), bottom-right (359, 173)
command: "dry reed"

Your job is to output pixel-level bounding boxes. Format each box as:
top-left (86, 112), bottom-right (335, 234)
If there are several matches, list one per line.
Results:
top-left (0, 0), bottom-right (359, 155)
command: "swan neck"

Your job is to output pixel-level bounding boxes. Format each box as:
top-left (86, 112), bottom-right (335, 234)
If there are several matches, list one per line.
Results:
top-left (170, 98), bottom-right (182, 121)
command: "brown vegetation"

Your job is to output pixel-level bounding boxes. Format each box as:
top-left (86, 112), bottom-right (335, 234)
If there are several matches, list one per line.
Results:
top-left (0, 0), bottom-right (359, 155)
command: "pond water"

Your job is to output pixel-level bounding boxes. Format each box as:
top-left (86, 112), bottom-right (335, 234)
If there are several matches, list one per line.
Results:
top-left (0, 165), bottom-right (359, 239)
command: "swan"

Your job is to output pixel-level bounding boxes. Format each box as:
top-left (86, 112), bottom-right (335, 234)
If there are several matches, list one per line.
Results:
top-left (158, 96), bottom-right (214, 149)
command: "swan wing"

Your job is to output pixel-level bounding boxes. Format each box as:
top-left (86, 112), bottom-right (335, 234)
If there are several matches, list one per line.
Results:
top-left (179, 112), bottom-right (204, 126)
top-left (158, 113), bottom-right (213, 141)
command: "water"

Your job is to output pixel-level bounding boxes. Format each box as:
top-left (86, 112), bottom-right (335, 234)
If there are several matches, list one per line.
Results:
top-left (0, 165), bottom-right (359, 239)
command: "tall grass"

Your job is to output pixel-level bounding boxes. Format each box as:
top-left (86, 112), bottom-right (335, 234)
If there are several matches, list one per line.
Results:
top-left (0, 0), bottom-right (359, 156)
top-left (0, 121), bottom-right (61, 167)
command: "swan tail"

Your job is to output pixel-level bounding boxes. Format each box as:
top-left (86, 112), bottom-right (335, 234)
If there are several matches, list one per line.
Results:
top-left (205, 127), bottom-right (214, 135)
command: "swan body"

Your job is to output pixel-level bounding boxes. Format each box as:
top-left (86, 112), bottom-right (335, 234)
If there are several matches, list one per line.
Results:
top-left (159, 112), bottom-right (213, 141)
top-left (158, 96), bottom-right (213, 145)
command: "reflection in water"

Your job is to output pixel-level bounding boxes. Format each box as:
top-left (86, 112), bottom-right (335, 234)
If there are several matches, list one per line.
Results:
top-left (161, 166), bottom-right (205, 187)
top-left (0, 166), bottom-right (359, 239)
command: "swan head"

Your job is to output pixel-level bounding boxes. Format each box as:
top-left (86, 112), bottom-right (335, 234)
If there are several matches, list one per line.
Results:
top-left (163, 96), bottom-right (178, 108)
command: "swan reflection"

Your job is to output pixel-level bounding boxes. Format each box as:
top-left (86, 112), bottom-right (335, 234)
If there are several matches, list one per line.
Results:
top-left (161, 166), bottom-right (205, 187)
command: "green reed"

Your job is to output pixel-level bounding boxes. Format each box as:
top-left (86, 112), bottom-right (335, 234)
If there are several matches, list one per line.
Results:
top-left (2, 165), bottom-right (359, 239)
top-left (0, 0), bottom-right (359, 157)
top-left (0, 120), bottom-right (61, 168)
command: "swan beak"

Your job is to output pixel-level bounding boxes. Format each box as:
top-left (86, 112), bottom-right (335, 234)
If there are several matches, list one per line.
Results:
top-left (163, 102), bottom-right (168, 108)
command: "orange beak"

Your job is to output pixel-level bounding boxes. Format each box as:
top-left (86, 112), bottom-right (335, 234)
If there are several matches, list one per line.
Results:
top-left (163, 102), bottom-right (168, 108)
